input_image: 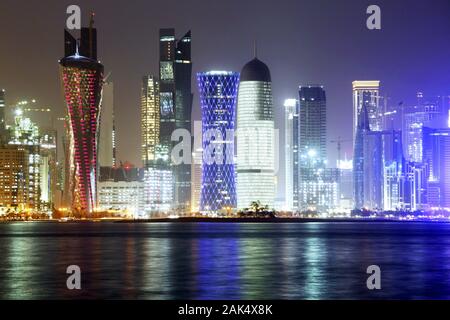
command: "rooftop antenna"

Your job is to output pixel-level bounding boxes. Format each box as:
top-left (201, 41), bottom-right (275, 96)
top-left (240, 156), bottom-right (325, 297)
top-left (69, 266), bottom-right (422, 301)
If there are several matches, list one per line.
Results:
top-left (253, 39), bottom-right (258, 59)
top-left (75, 40), bottom-right (80, 57)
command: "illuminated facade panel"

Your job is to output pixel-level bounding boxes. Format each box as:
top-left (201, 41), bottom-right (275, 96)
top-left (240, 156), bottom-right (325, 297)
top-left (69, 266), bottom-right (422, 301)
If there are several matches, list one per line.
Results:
top-left (197, 71), bottom-right (239, 214)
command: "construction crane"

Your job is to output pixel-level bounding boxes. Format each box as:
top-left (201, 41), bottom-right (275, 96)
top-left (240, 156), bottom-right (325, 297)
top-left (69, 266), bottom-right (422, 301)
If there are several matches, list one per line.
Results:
top-left (330, 136), bottom-right (352, 167)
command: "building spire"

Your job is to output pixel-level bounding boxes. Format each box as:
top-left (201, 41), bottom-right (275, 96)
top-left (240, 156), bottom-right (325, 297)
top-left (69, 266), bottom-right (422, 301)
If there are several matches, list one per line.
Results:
top-left (75, 41), bottom-right (80, 57)
top-left (253, 39), bottom-right (258, 59)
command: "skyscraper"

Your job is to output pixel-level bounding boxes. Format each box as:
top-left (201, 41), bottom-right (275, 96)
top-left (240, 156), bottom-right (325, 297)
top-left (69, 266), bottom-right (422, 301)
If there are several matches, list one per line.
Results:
top-left (99, 81), bottom-right (115, 167)
top-left (352, 81), bottom-right (381, 146)
top-left (39, 129), bottom-right (57, 212)
top-left (8, 110), bottom-right (41, 210)
top-left (284, 98), bottom-right (299, 211)
top-left (354, 101), bottom-right (407, 211)
top-left (353, 103), bottom-right (370, 210)
top-left (0, 146), bottom-right (28, 210)
top-left (197, 71), bottom-right (239, 214)
top-left (403, 92), bottom-right (448, 163)
top-left (236, 57), bottom-right (275, 210)
top-left (159, 28), bottom-right (193, 211)
top-left (297, 85), bottom-right (337, 212)
top-left (59, 15), bottom-right (104, 214)
top-left (422, 127), bottom-right (450, 210)
top-left (141, 75), bottom-right (160, 168)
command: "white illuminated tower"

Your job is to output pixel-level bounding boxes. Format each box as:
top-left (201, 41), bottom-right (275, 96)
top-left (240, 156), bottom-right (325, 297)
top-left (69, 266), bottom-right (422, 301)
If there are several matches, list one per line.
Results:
top-left (236, 57), bottom-right (275, 210)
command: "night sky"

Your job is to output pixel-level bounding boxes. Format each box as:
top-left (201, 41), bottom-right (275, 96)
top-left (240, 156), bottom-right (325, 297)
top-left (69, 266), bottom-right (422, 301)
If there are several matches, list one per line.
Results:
top-left (1, 0), bottom-right (450, 199)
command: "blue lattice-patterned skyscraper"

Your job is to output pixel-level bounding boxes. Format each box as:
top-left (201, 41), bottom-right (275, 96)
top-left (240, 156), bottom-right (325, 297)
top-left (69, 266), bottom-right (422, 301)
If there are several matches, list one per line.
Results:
top-left (197, 71), bottom-right (239, 214)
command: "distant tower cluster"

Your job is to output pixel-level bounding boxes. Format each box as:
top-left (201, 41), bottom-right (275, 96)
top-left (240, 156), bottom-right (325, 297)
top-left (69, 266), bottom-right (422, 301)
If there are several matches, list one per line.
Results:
top-left (350, 81), bottom-right (450, 213)
top-left (59, 14), bottom-right (104, 215)
top-left (197, 71), bottom-right (239, 214)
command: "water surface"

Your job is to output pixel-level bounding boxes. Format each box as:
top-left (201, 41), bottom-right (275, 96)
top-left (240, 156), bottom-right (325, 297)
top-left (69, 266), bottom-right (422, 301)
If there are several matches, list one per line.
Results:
top-left (0, 221), bottom-right (449, 299)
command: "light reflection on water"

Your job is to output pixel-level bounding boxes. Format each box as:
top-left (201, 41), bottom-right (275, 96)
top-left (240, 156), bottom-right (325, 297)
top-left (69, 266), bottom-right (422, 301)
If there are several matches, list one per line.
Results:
top-left (1, 221), bottom-right (450, 299)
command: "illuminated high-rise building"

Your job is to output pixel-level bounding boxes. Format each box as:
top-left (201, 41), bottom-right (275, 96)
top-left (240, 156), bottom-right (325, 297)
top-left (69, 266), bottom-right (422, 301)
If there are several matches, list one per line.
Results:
top-left (297, 85), bottom-right (337, 212)
top-left (59, 14), bottom-right (104, 215)
top-left (141, 75), bottom-right (160, 167)
top-left (422, 127), bottom-right (450, 210)
top-left (98, 181), bottom-right (145, 217)
top-left (353, 103), bottom-right (370, 210)
top-left (352, 81), bottom-right (381, 146)
top-left (159, 28), bottom-right (192, 210)
top-left (99, 81), bottom-right (115, 167)
top-left (236, 57), bottom-right (275, 210)
top-left (284, 98), bottom-right (299, 211)
top-left (354, 102), bottom-right (407, 211)
top-left (0, 146), bottom-right (28, 211)
top-left (39, 129), bottom-right (57, 212)
top-left (144, 165), bottom-right (174, 214)
top-left (8, 110), bottom-right (41, 210)
top-left (403, 92), bottom-right (448, 163)
top-left (197, 71), bottom-right (239, 214)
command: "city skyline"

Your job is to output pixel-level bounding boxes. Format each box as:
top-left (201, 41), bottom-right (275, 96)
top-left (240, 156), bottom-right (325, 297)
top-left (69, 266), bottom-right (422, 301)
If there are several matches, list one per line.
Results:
top-left (3, 1), bottom-right (450, 305)
top-left (1, 1), bottom-right (450, 214)
top-left (1, 0), bottom-right (449, 177)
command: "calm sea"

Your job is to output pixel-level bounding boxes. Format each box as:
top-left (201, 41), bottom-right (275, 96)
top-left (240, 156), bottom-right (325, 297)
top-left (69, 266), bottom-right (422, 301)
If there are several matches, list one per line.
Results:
top-left (0, 221), bottom-right (450, 299)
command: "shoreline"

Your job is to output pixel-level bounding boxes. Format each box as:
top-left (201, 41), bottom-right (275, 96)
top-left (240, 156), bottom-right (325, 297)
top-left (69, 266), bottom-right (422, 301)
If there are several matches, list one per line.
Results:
top-left (1, 217), bottom-right (449, 224)
top-left (117, 217), bottom-right (446, 223)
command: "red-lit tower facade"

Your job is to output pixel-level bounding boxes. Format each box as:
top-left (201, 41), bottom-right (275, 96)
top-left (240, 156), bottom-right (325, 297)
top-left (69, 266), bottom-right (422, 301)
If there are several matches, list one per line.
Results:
top-left (59, 15), bottom-right (104, 215)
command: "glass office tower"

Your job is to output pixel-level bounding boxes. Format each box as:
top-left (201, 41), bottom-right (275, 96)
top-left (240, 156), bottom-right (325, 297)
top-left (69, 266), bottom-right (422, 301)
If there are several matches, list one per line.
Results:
top-left (159, 29), bottom-right (193, 211)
